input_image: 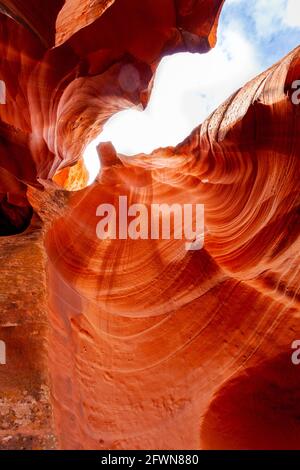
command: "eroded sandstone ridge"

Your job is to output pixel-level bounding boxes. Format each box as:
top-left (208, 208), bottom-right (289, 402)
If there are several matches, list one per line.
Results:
top-left (0, 0), bottom-right (300, 450)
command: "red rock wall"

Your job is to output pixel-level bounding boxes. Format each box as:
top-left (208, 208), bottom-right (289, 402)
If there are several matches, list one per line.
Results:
top-left (0, 0), bottom-right (224, 230)
top-left (0, 215), bottom-right (56, 449)
top-left (41, 46), bottom-right (300, 449)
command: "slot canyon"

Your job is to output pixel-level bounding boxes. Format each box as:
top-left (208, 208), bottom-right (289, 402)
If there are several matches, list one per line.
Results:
top-left (0, 0), bottom-right (300, 450)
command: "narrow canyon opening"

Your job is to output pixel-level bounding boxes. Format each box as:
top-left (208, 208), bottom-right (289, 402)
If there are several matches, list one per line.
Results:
top-left (82, 0), bottom-right (300, 185)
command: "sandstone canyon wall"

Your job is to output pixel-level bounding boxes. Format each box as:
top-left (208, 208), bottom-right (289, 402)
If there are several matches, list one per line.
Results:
top-left (0, 0), bottom-right (300, 450)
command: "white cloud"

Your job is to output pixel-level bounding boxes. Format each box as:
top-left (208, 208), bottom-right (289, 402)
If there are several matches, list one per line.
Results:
top-left (251, 0), bottom-right (285, 37)
top-left (284, 0), bottom-right (300, 27)
top-left (249, 0), bottom-right (300, 35)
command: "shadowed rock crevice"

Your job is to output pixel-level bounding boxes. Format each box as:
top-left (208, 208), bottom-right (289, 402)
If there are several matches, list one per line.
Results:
top-left (0, 195), bottom-right (33, 236)
top-left (201, 354), bottom-right (300, 450)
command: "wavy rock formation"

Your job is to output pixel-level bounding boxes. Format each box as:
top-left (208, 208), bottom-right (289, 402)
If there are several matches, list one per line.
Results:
top-left (0, 0), bottom-right (300, 450)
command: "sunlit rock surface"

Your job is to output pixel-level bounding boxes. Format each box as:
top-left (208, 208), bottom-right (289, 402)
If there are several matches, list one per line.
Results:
top-left (1, 0), bottom-right (300, 450)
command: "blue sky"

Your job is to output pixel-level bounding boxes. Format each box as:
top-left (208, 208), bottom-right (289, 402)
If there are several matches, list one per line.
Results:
top-left (223, 0), bottom-right (300, 67)
top-left (84, 0), bottom-right (300, 182)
